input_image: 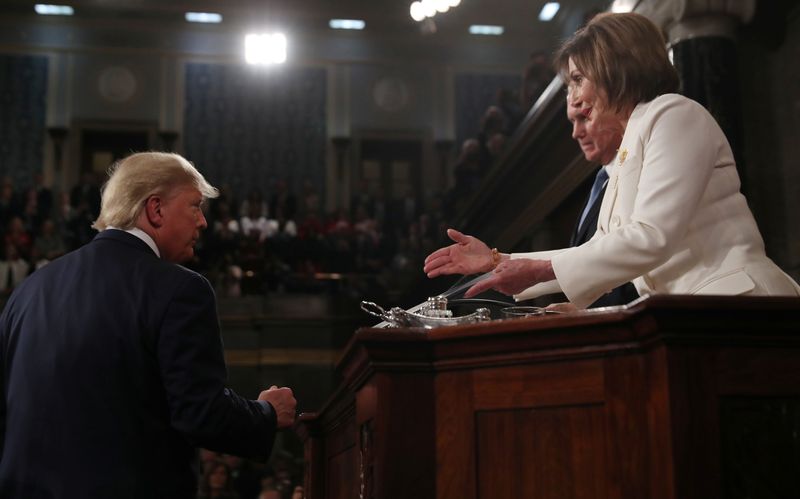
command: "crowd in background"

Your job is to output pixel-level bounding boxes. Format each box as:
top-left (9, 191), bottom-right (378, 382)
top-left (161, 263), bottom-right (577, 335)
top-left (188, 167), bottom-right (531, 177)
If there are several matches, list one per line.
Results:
top-left (0, 53), bottom-right (552, 499)
top-left (1, 53), bottom-right (553, 306)
top-left (197, 450), bottom-right (303, 499)
top-left (447, 51), bottom-right (553, 214)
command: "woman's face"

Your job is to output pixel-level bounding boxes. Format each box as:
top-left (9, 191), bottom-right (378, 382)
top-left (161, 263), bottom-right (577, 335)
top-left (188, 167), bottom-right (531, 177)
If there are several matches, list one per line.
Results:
top-left (567, 57), bottom-right (625, 154)
top-left (567, 57), bottom-right (603, 120)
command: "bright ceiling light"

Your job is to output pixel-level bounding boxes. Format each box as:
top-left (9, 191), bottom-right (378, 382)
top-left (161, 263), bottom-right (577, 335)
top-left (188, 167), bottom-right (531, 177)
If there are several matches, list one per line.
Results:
top-left (420, 0), bottom-right (437, 18)
top-left (448, 0), bottom-right (461, 6)
top-left (329, 19), bottom-right (365, 30)
top-left (34, 4), bottom-right (74, 15)
top-left (538, 2), bottom-right (560, 21)
top-left (469, 25), bottom-right (504, 36)
top-left (611, 0), bottom-right (635, 13)
top-left (410, 2), bottom-right (426, 21)
top-left (434, 0), bottom-right (450, 13)
top-left (185, 12), bottom-right (222, 23)
top-left (245, 33), bottom-right (287, 65)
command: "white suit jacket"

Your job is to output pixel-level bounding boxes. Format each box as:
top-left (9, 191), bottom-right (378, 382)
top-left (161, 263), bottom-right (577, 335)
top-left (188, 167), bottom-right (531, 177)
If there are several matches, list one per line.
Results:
top-left (513, 94), bottom-right (799, 308)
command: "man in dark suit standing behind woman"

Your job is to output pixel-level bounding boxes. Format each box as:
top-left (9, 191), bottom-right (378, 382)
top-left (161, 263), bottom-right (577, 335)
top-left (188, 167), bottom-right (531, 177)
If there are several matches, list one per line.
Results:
top-left (566, 99), bottom-right (639, 308)
top-left (0, 152), bottom-right (297, 498)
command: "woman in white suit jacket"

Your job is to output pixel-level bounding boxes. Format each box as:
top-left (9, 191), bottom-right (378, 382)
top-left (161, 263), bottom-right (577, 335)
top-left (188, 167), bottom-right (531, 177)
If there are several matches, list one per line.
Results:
top-left (423, 12), bottom-right (799, 308)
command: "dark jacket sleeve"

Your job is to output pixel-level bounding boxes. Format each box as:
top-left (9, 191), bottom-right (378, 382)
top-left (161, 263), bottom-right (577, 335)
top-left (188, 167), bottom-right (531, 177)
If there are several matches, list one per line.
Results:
top-left (156, 271), bottom-right (276, 460)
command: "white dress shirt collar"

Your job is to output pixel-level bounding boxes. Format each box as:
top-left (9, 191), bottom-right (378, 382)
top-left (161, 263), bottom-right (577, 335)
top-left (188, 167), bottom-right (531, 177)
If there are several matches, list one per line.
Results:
top-left (107, 226), bottom-right (160, 258)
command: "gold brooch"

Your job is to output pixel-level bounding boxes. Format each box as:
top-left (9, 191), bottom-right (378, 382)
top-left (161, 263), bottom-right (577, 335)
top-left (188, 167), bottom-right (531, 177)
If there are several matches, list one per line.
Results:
top-left (618, 148), bottom-right (628, 166)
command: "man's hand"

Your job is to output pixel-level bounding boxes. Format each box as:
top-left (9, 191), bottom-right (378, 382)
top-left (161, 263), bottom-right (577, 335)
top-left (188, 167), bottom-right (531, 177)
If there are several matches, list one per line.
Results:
top-left (258, 386), bottom-right (297, 428)
top-left (465, 258), bottom-right (556, 297)
top-left (424, 228), bottom-right (498, 278)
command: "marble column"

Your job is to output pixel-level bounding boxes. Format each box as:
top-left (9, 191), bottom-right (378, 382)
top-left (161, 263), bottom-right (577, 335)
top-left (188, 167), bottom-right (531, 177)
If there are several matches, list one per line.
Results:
top-left (635, 0), bottom-right (756, 184)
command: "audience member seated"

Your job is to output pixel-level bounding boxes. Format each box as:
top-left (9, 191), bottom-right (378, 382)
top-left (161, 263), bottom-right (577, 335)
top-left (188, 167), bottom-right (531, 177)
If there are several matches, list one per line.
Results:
top-left (0, 179), bottom-right (21, 228)
top-left (269, 179), bottom-right (297, 222)
top-left (223, 454), bottom-right (262, 499)
top-left (4, 216), bottom-right (32, 260)
top-left (198, 459), bottom-right (239, 499)
top-left (521, 50), bottom-right (555, 112)
top-left (240, 203), bottom-right (271, 243)
top-left (31, 218), bottom-right (66, 269)
top-left (240, 188), bottom-right (268, 221)
top-left (0, 242), bottom-right (29, 296)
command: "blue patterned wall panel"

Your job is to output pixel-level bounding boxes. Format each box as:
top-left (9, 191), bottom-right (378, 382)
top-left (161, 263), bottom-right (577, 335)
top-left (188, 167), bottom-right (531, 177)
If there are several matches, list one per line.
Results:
top-left (183, 63), bottom-right (326, 199)
top-left (0, 54), bottom-right (48, 187)
top-left (454, 72), bottom-right (520, 148)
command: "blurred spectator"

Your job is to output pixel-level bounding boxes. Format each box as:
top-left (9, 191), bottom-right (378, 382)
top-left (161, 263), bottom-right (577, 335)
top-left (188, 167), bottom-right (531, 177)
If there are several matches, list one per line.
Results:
top-left (0, 180), bottom-right (20, 228)
top-left (69, 171), bottom-right (101, 221)
top-left (241, 203), bottom-right (271, 243)
top-left (350, 179), bottom-right (375, 219)
top-left (269, 179), bottom-right (297, 222)
top-left (198, 460), bottom-right (239, 499)
top-left (521, 51), bottom-right (554, 112)
top-left (223, 454), bottom-right (262, 499)
top-left (0, 242), bottom-right (29, 296)
top-left (495, 87), bottom-right (524, 132)
top-left (486, 132), bottom-right (508, 160)
top-left (32, 218), bottom-right (66, 269)
top-left (480, 105), bottom-right (510, 138)
top-left (4, 216), bottom-right (32, 260)
top-left (299, 180), bottom-right (320, 221)
top-left (258, 487), bottom-right (281, 499)
top-left (240, 188), bottom-right (268, 220)
top-left (33, 172), bottom-right (53, 222)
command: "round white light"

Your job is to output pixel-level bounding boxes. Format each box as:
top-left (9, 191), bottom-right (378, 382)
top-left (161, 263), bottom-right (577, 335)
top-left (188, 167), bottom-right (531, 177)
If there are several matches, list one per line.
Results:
top-left (434, 0), bottom-right (450, 13)
top-left (410, 1), bottom-right (426, 21)
top-left (420, 0), bottom-right (437, 17)
top-left (448, 0), bottom-right (461, 6)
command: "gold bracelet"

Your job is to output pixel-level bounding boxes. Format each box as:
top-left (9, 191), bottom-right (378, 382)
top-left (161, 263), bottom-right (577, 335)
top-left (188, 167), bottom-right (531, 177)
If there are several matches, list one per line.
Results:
top-left (491, 248), bottom-right (500, 269)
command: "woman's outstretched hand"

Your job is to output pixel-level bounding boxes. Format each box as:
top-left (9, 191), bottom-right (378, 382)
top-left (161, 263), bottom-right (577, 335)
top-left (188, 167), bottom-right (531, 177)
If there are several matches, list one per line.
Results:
top-left (464, 258), bottom-right (556, 298)
top-left (423, 229), bottom-right (495, 278)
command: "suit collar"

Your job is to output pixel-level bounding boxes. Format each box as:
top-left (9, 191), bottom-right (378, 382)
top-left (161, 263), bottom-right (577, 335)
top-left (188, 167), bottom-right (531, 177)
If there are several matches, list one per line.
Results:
top-left (93, 229), bottom-right (159, 257)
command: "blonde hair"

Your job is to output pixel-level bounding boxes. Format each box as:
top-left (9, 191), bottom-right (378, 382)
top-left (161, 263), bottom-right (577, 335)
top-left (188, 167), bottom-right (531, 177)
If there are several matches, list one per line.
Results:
top-left (554, 12), bottom-right (679, 113)
top-left (92, 152), bottom-right (219, 231)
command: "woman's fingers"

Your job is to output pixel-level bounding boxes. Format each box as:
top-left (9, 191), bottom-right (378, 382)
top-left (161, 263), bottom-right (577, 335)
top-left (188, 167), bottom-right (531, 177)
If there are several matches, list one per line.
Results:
top-left (424, 254), bottom-right (452, 275)
top-left (424, 246), bottom-right (452, 266)
top-left (446, 228), bottom-right (468, 244)
top-left (464, 275), bottom-right (498, 297)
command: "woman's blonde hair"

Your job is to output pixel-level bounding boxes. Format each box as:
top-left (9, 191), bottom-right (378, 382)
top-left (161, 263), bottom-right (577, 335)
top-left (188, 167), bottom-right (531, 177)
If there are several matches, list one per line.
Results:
top-left (92, 152), bottom-right (218, 231)
top-left (554, 12), bottom-right (679, 113)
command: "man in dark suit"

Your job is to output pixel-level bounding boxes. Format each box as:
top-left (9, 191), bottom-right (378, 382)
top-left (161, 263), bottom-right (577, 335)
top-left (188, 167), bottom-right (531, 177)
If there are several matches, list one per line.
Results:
top-left (567, 100), bottom-right (639, 307)
top-left (0, 152), bottom-right (296, 498)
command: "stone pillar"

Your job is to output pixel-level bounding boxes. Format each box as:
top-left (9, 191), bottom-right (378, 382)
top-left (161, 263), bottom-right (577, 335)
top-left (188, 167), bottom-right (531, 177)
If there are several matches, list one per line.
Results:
top-left (636, 0), bottom-right (756, 184)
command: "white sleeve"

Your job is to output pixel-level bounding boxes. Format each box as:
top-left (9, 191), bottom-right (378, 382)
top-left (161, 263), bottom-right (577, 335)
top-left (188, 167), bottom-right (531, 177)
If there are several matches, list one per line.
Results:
top-left (552, 96), bottom-right (719, 307)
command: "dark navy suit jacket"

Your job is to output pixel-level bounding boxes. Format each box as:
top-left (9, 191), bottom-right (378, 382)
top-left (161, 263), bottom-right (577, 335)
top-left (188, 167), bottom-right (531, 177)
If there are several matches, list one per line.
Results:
top-left (571, 170), bottom-right (640, 308)
top-left (0, 230), bottom-right (276, 498)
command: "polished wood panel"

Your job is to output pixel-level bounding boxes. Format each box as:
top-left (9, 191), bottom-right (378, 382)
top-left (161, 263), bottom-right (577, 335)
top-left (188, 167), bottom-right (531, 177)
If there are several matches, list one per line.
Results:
top-left (297, 295), bottom-right (800, 499)
top-left (476, 404), bottom-right (607, 499)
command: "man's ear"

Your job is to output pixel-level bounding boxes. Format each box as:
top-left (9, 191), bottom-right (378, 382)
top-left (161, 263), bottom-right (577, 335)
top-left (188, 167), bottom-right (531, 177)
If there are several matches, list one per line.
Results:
top-left (144, 195), bottom-right (165, 228)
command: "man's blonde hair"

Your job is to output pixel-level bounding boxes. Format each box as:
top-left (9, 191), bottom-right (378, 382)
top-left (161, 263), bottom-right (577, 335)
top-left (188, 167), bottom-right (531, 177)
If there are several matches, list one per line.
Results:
top-left (92, 152), bottom-right (219, 231)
